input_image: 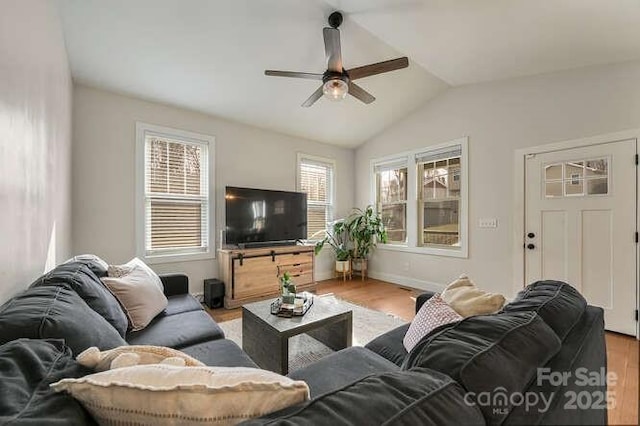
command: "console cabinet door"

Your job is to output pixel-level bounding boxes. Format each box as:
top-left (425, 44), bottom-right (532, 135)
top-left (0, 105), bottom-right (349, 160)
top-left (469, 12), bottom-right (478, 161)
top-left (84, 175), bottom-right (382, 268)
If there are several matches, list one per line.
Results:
top-left (233, 257), bottom-right (279, 299)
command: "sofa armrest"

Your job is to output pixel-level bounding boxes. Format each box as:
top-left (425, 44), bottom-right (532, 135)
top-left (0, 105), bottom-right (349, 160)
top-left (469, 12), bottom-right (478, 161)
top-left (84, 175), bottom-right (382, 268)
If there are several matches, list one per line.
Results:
top-left (160, 274), bottom-right (189, 297)
top-left (415, 291), bottom-right (436, 313)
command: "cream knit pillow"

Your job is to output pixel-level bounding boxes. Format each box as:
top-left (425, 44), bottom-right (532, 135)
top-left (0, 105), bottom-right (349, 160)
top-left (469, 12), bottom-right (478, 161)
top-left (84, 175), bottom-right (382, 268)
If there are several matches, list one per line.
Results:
top-left (441, 274), bottom-right (505, 317)
top-left (77, 345), bottom-right (205, 371)
top-left (51, 365), bottom-right (310, 426)
top-left (101, 264), bottom-right (168, 331)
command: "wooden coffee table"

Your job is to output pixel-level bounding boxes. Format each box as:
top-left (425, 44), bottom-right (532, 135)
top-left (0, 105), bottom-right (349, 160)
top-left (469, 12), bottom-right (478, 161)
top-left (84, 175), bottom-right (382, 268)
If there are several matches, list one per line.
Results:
top-left (242, 296), bottom-right (353, 374)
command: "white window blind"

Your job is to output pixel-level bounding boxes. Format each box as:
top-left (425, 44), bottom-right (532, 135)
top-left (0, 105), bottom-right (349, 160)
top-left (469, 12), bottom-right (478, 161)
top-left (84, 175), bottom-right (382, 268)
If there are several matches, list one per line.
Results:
top-left (415, 145), bottom-right (462, 164)
top-left (144, 135), bottom-right (209, 255)
top-left (297, 155), bottom-right (335, 240)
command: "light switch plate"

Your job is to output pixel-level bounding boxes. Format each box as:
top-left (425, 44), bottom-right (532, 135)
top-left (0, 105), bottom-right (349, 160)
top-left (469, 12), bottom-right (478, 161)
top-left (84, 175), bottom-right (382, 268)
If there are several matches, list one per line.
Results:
top-left (479, 218), bottom-right (498, 228)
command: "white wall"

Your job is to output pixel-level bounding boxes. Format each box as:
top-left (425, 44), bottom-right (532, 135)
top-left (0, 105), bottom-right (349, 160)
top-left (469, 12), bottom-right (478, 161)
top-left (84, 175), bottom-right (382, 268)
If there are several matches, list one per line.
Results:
top-left (356, 60), bottom-right (640, 297)
top-left (0, 0), bottom-right (72, 303)
top-left (72, 85), bottom-right (354, 293)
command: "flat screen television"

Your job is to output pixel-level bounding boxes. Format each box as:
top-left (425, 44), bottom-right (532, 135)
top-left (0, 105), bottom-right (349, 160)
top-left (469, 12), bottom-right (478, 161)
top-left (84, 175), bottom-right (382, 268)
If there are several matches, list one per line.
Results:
top-left (225, 186), bottom-right (307, 247)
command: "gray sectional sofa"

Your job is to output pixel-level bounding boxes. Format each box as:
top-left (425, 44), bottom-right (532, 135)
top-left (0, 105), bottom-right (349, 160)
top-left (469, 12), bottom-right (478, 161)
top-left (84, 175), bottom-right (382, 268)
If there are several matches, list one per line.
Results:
top-left (0, 256), bottom-right (607, 425)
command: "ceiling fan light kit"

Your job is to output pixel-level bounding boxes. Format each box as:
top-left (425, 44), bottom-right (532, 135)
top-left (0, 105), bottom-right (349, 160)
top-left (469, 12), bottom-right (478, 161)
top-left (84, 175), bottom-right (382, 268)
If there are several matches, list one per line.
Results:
top-left (264, 11), bottom-right (409, 107)
top-left (323, 77), bottom-right (349, 101)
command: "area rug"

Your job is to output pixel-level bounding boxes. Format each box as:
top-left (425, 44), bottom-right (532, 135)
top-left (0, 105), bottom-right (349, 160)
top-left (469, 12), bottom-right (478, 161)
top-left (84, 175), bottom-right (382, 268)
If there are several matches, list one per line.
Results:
top-left (219, 297), bottom-right (407, 373)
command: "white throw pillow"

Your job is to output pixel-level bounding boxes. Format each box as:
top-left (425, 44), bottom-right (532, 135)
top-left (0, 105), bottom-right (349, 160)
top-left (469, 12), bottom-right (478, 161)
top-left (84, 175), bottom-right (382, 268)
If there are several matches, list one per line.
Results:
top-left (51, 364), bottom-right (310, 425)
top-left (403, 294), bottom-right (463, 352)
top-left (108, 257), bottom-right (163, 290)
top-left (441, 274), bottom-right (506, 317)
top-left (102, 264), bottom-right (168, 331)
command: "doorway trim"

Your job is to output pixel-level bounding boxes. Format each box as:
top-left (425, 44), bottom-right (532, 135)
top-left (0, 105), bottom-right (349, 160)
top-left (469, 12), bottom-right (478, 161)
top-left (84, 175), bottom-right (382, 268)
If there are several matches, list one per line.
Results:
top-left (513, 129), bottom-right (640, 339)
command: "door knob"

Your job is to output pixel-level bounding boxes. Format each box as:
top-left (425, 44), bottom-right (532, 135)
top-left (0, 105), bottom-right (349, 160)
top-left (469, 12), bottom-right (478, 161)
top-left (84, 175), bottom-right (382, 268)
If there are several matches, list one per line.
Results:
top-left (527, 232), bottom-right (535, 239)
top-left (526, 243), bottom-right (535, 250)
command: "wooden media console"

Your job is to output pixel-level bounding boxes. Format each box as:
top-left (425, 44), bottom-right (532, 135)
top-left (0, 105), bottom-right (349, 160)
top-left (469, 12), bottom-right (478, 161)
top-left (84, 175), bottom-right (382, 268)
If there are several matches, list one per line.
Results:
top-left (217, 245), bottom-right (315, 309)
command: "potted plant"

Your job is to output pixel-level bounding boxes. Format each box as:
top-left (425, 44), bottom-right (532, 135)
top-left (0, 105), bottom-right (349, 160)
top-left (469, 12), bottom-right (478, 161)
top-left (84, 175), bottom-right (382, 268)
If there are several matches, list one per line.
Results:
top-left (346, 206), bottom-right (387, 277)
top-left (313, 219), bottom-right (352, 275)
top-left (280, 271), bottom-right (296, 303)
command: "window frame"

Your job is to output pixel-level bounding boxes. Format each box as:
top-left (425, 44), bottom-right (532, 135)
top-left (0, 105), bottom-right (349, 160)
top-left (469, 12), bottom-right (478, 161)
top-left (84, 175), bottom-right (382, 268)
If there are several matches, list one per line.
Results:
top-left (370, 137), bottom-right (469, 258)
top-left (374, 160), bottom-right (409, 245)
top-left (296, 153), bottom-right (336, 242)
top-left (135, 122), bottom-right (215, 264)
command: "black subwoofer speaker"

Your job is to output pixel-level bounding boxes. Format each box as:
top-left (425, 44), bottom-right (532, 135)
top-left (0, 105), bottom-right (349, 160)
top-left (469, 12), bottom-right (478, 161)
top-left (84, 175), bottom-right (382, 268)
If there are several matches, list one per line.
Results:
top-left (204, 279), bottom-right (225, 309)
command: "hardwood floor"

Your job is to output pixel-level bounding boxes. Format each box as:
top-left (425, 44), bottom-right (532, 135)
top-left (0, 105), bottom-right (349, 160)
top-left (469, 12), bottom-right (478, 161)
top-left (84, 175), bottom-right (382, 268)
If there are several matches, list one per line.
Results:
top-left (606, 332), bottom-right (640, 425)
top-left (206, 278), bottom-right (639, 425)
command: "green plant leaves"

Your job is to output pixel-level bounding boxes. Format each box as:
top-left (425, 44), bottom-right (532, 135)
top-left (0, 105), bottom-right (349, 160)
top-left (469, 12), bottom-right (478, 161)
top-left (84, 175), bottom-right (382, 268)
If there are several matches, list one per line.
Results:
top-left (313, 205), bottom-right (387, 260)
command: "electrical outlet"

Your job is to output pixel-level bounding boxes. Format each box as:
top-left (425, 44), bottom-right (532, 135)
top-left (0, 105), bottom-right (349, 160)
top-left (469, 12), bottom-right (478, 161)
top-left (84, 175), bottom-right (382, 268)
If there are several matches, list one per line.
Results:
top-left (479, 218), bottom-right (498, 228)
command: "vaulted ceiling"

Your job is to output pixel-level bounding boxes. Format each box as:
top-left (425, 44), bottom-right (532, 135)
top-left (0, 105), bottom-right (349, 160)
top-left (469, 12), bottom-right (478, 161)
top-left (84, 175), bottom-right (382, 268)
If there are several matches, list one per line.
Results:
top-left (56, 0), bottom-right (640, 147)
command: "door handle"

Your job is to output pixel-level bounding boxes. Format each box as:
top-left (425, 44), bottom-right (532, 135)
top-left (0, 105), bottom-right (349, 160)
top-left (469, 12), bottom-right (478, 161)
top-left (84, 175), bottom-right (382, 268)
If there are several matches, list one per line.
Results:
top-left (527, 232), bottom-right (535, 239)
top-left (526, 243), bottom-right (535, 250)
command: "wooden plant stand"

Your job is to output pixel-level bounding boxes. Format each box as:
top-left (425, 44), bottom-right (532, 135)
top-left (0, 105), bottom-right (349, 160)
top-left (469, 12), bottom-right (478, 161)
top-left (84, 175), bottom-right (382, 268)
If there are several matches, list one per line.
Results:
top-left (351, 258), bottom-right (368, 281)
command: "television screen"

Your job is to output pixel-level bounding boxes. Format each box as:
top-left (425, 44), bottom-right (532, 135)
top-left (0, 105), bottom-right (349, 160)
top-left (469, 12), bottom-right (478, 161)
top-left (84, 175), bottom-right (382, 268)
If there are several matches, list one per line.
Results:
top-left (225, 186), bottom-right (307, 246)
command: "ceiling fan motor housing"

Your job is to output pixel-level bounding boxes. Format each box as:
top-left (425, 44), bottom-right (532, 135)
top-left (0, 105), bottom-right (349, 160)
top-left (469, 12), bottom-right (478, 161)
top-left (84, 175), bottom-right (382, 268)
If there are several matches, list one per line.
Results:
top-left (323, 71), bottom-right (348, 84)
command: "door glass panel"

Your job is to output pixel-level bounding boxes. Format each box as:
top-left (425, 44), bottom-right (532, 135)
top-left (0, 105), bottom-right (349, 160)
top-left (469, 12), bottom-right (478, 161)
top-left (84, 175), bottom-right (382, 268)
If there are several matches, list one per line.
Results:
top-left (565, 179), bottom-right (584, 195)
top-left (545, 164), bottom-right (562, 180)
top-left (585, 159), bottom-right (608, 177)
top-left (565, 161), bottom-right (584, 179)
top-left (545, 182), bottom-right (563, 197)
top-left (587, 178), bottom-right (608, 195)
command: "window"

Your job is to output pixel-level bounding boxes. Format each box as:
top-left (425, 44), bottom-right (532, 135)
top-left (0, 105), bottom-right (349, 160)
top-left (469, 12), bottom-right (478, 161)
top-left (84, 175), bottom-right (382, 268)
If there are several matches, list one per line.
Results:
top-left (136, 123), bottom-right (214, 263)
top-left (297, 154), bottom-right (335, 240)
top-left (374, 160), bottom-right (408, 244)
top-left (416, 145), bottom-right (462, 248)
top-left (371, 137), bottom-right (468, 258)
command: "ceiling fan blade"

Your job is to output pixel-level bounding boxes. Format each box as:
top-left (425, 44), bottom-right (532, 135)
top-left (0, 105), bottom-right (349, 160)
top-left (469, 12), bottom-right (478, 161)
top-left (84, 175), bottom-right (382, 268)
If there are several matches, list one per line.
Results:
top-left (348, 82), bottom-right (375, 104)
top-left (323, 27), bottom-right (343, 72)
top-left (302, 86), bottom-right (324, 107)
top-left (265, 70), bottom-right (324, 80)
top-left (347, 57), bottom-right (409, 80)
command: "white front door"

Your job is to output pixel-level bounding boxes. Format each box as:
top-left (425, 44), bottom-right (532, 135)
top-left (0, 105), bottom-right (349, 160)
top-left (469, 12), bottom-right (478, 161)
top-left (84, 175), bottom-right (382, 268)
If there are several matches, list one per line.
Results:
top-left (525, 138), bottom-right (637, 335)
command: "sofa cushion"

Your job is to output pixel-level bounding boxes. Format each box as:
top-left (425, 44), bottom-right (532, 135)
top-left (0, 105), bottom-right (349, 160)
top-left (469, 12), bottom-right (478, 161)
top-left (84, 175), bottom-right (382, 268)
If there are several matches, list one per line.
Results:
top-left (31, 261), bottom-right (128, 336)
top-left (0, 286), bottom-right (127, 355)
top-left (403, 311), bottom-right (561, 425)
top-left (126, 310), bottom-right (224, 348)
top-left (364, 323), bottom-right (409, 366)
top-left (243, 368), bottom-right (485, 426)
top-left (288, 347), bottom-right (400, 398)
top-left (162, 293), bottom-right (204, 316)
top-left (501, 280), bottom-right (587, 341)
top-left (52, 364), bottom-right (310, 426)
top-left (64, 254), bottom-right (109, 277)
top-left (180, 339), bottom-right (258, 368)
top-left (102, 264), bottom-right (168, 331)
top-left (0, 339), bottom-right (96, 425)
top-left (503, 306), bottom-right (607, 426)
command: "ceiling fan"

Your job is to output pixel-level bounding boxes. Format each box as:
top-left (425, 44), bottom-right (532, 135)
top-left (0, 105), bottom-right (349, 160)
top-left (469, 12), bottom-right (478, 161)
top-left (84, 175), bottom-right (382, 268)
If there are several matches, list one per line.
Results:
top-left (264, 11), bottom-right (409, 107)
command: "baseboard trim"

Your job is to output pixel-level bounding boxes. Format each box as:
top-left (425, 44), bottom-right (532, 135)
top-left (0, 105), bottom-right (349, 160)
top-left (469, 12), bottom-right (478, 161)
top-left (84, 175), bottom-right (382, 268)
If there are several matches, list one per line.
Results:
top-left (315, 270), bottom-right (334, 282)
top-left (368, 271), bottom-right (445, 293)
